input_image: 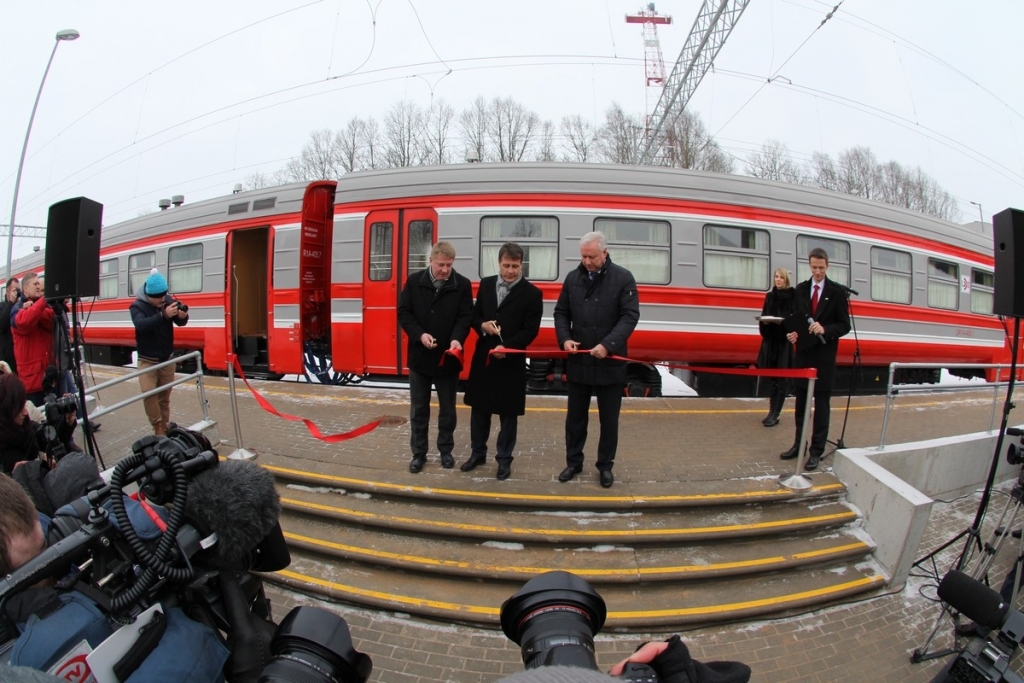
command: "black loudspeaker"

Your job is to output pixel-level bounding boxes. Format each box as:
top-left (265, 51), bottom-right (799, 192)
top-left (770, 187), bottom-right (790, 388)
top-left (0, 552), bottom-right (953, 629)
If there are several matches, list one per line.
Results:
top-left (44, 197), bottom-right (103, 299)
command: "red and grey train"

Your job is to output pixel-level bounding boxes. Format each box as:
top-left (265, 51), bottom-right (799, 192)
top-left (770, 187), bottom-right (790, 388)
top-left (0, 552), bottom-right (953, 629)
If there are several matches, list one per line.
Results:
top-left (11, 163), bottom-right (1010, 394)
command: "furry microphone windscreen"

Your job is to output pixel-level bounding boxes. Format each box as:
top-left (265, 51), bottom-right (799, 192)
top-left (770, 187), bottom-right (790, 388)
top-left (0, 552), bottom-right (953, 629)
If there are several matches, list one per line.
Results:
top-left (184, 459), bottom-right (281, 570)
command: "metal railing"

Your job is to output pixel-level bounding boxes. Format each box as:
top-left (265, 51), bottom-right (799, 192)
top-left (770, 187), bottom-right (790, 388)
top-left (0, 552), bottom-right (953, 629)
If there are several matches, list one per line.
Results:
top-left (877, 362), bottom-right (1012, 450)
top-left (81, 350), bottom-right (211, 428)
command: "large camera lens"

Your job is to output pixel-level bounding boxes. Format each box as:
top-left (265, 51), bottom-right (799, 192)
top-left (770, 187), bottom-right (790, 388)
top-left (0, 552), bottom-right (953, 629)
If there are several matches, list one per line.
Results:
top-left (500, 571), bottom-right (607, 670)
top-left (258, 606), bottom-right (372, 683)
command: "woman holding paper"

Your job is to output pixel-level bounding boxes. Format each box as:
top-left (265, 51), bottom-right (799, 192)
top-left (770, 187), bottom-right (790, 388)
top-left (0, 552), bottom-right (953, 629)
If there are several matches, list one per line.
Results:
top-left (756, 268), bottom-right (797, 427)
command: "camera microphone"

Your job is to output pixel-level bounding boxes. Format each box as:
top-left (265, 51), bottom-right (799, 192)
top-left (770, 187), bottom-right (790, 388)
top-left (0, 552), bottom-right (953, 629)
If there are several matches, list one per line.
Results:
top-left (807, 317), bottom-right (826, 345)
top-left (184, 459), bottom-right (289, 571)
top-left (938, 570), bottom-right (1008, 631)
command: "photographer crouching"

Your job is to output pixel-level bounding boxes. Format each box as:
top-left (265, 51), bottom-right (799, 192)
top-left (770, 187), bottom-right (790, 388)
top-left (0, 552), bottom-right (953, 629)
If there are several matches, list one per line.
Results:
top-left (130, 268), bottom-right (188, 437)
top-left (0, 373), bottom-right (80, 478)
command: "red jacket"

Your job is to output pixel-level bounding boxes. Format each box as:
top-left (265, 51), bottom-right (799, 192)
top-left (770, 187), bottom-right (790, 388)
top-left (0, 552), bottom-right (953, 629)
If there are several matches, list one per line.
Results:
top-left (12, 296), bottom-right (55, 394)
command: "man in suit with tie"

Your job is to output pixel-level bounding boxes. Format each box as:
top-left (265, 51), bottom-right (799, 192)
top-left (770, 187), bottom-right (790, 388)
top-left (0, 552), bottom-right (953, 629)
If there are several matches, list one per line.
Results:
top-left (460, 242), bottom-right (543, 480)
top-left (780, 247), bottom-right (851, 471)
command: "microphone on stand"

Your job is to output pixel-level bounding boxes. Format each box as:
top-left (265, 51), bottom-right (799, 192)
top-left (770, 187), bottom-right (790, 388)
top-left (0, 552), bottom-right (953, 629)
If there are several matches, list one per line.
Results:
top-left (808, 317), bottom-right (826, 345)
top-left (833, 283), bottom-right (859, 296)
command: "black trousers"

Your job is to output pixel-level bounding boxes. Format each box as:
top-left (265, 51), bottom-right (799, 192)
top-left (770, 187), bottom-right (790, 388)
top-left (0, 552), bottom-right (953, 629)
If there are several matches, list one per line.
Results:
top-left (470, 407), bottom-right (518, 464)
top-left (565, 381), bottom-right (622, 472)
top-left (793, 382), bottom-right (831, 457)
top-left (408, 370), bottom-right (458, 458)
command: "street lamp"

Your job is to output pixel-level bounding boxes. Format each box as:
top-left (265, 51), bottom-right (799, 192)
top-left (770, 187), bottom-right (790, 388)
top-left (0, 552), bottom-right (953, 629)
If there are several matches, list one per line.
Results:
top-left (6, 29), bottom-right (80, 278)
top-left (970, 200), bottom-right (984, 227)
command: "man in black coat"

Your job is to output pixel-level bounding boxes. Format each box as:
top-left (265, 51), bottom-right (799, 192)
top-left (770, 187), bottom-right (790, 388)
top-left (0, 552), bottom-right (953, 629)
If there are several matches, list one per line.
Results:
top-left (461, 242), bottom-right (543, 481)
top-left (780, 247), bottom-right (851, 471)
top-left (397, 241), bottom-right (473, 474)
top-left (553, 232), bottom-right (640, 488)
top-left (0, 277), bottom-right (20, 374)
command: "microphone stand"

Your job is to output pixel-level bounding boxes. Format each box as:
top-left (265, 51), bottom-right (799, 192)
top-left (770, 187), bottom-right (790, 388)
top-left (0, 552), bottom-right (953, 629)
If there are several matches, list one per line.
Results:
top-left (826, 290), bottom-right (859, 455)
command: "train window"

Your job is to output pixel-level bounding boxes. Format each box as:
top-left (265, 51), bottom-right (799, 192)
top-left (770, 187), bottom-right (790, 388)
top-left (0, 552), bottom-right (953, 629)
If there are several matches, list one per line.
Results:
top-left (870, 247), bottom-right (912, 304)
top-left (99, 258), bottom-right (119, 299)
top-left (795, 236), bottom-right (850, 286)
top-left (971, 269), bottom-right (994, 315)
top-left (128, 251), bottom-right (156, 295)
top-left (407, 220), bottom-right (433, 274)
top-left (702, 225), bottom-right (769, 289)
top-left (480, 216), bottom-right (558, 280)
top-left (168, 244), bottom-right (203, 293)
top-left (594, 218), bottom-right (670, 284)
top-left (369, 222), bottom-right (393, 281)
top-left (927, 258), bottom-right (959, 310)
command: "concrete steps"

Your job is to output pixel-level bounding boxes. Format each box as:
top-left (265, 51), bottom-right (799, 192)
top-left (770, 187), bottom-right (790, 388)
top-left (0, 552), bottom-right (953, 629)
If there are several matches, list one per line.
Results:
top-left (260, 464), bottom-right (885, 630)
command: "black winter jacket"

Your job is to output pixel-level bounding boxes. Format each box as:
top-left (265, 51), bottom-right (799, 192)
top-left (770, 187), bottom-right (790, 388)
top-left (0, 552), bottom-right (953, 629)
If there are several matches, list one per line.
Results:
top-left (397, 268), bottom-right (473, 376)
top-left (553, 257), bottom-right (640, 386)
top-left (129, 287), bottom-right (188, 362)
top-left (0, 297), bottom-right (16, 373)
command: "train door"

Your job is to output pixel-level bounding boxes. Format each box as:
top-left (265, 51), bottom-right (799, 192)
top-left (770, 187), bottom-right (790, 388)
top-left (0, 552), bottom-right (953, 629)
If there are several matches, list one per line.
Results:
top-left (226, 227), bottom-right (271, 374)
top-left (362, 209), bottom-right (436, 374)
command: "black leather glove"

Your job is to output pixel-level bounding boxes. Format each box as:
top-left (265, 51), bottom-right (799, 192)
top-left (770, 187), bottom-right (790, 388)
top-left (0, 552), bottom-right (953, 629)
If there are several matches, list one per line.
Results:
top-left (649, 635), bottom-right (751, 683)
top-left (219, 570), bottom-right (277, 683)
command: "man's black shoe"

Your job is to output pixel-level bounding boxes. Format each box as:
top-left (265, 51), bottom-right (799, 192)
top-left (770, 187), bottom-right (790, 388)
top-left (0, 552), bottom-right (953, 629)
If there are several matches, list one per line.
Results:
top-left (780, 445), bottom-right (800, 460)
top-left (804, 454), bottom-right (820, 471)
top-left (600, 470), bottom-right (614, 488)
top-left (409, 456), bottom-right (426, 473)
top-left (496, 463), bottom-right (511, 481)
top-left (763, 415), bottom-right (779, 427)
top-left (440, 453), bottom-right (455, 469)
top-left (558, 465), bottom-right (583, 483)
top-left (86, 421), bottom-right (101, 432)
top-left (460, 456), bottom-right (486, 472)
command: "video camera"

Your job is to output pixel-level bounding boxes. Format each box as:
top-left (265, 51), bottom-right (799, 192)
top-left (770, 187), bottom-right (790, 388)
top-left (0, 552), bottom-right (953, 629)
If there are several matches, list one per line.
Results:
top-left (933, 570), bottom-right (1024, 683)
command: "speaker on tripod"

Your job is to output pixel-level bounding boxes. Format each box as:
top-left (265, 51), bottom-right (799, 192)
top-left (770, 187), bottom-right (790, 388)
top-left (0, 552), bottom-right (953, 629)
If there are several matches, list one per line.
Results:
top-left (44, 197), bottom-right (103, 299)
top-left (994, 208), bottom-right (1024, 317)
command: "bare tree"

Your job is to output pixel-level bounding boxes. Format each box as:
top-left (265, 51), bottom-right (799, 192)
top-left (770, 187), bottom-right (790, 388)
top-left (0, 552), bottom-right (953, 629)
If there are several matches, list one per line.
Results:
top-left (836, 146), bottom-right (879, 198)
top-left (561, 114), bottom-right (595, 163)
top-left (596, 103), bottom-right (644, 164)
top-left (809, 151), bottom-right (840, 191)
top-left (746, 139), bottom-right (803, 184)
top-left (488, 97), bottom-right (538, 162)
top-left (337, 117), bottom-right (368, 173)
top-left (662, 110), bottom-right (733, 173)
top-left (419, 99), bottom-right (455, 166)
top-left (285, 129), bottom-right (345, 181)
top-left (535, 120), bottom-right (557, 161)
top-left (381, 101), bottom-right (423, 168)
top-left (459, 96), bottom-right (491, 162)
top-left (244, 170), bottom-right (272, 190)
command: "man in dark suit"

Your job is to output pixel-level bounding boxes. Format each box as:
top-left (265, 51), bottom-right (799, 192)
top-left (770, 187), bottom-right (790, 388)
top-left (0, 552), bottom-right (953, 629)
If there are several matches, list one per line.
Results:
top-left (460, 242), bottom-right (543, 480)
top-left (554, 232), bottom-right (640, 488)
top-left (398, 241), bottom-right (473, 474)
top-left (780, 247), bottom-right (851, 471)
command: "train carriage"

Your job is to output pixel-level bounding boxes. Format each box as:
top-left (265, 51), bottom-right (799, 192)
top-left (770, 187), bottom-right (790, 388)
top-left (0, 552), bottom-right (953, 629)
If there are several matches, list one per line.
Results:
top-left (8, 163), bottom-right (1009, 393)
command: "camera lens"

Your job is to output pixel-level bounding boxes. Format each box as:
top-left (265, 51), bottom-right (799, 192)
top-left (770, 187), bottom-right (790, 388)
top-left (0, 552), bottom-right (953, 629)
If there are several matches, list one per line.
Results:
top-left (258, 606), bottom-right (372, 683)
top-left (500, 571), bottom-right (607, 670)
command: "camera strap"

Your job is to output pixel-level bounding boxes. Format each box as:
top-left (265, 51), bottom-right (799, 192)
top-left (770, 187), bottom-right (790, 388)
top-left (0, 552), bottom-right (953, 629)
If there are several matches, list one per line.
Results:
top-left (111, 608), bottom-right (167, 683)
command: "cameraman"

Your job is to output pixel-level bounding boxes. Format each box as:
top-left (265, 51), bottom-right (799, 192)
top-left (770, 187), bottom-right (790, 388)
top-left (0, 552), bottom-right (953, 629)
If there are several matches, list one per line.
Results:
top-left (130, 269), bottom-right (188, 436)
top-left (10, 274), bottom-right (54, 407)
top-left (0, 373), bottom-right (78, 476)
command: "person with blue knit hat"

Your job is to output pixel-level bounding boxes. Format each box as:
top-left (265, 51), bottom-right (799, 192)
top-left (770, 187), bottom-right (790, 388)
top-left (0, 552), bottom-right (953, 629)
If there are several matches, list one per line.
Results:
top-left (129, 268), bottom-right (188, 435)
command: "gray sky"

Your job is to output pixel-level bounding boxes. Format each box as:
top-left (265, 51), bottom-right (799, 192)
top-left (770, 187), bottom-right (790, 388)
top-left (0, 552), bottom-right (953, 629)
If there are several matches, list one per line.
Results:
top-left (2, 0), bottom-right (1022, 259)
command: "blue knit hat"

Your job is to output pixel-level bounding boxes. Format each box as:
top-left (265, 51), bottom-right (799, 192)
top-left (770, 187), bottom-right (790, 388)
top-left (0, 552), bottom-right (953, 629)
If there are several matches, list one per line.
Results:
top-left (144, 268), bottom-right (168, 297)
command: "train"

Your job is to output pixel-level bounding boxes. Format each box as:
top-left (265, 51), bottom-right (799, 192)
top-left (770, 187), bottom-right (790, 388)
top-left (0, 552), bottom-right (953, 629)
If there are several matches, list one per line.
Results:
top-left (9, 162), bottom-right (1010, 395)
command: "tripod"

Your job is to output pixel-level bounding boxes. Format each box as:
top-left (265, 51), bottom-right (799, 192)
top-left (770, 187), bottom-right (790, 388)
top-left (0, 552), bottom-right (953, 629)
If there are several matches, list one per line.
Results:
top-left (910, 315), bottom-right (1021, 663)
top-left (50, 297), bottom-right (104, 468)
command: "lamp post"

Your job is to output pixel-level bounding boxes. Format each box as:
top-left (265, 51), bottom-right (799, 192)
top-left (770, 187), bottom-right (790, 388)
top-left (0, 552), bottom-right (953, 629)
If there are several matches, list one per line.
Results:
top-left (970, 200), bottom-right (984, 227)
top-left (6, 29), bottom-right (80, 278)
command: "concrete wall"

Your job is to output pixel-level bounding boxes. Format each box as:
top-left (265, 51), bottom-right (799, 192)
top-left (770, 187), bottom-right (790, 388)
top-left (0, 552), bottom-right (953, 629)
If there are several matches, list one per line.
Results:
top-left (835, 426), bottom-right (1022, 588)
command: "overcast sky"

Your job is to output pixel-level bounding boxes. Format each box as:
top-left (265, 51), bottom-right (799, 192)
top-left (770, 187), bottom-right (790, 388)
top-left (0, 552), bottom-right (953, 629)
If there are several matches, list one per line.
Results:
top-left (2, 0), bottom-right (1022, 260)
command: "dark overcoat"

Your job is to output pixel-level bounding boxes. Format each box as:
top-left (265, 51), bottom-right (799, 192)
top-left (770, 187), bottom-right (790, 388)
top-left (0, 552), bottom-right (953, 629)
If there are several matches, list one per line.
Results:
top-left (756, 286), bottom-right (797, 370)
top-left (791, 276), bottom-right (851, 392)
top-left (0, 297), bottom-right (16, 373)
top-left (463, 276), bottom-right (543, 416)
top-left (553, 257), bottom-right (640, 386)
top-left (397, 268), bottom-right (473, 376)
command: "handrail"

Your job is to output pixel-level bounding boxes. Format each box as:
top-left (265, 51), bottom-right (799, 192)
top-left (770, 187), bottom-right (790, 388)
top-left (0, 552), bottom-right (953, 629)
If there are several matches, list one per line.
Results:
top-left (81, 350), bottom-right (211, 426)
top-left (877, 362), bottom-right (1011, 450)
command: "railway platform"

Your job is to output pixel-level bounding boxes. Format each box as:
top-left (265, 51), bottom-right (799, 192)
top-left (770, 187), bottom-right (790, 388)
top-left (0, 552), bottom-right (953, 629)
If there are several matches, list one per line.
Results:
top-left (80, 364), bottom-right (1022, 682)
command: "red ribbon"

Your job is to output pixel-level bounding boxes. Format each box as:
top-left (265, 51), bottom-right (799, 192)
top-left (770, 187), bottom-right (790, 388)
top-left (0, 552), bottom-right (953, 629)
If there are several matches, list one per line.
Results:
top-left (439, 346), bottom-right (464, 368)
top-left (230, 357), bottom-right (386, 443)
top-left (488, 348), bottom-right (817, 380)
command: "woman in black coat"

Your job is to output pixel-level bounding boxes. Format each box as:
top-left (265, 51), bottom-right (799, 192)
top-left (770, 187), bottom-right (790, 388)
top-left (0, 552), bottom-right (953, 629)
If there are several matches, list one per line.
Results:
top-left (757, 268), bottom-right (797, 427)
top-left (0, 372), bottom-right (78, 474)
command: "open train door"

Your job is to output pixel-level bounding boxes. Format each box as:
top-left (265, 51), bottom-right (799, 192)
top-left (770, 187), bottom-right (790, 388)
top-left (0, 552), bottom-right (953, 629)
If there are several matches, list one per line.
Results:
top-left (361, 208), bottom-right (436, 375)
